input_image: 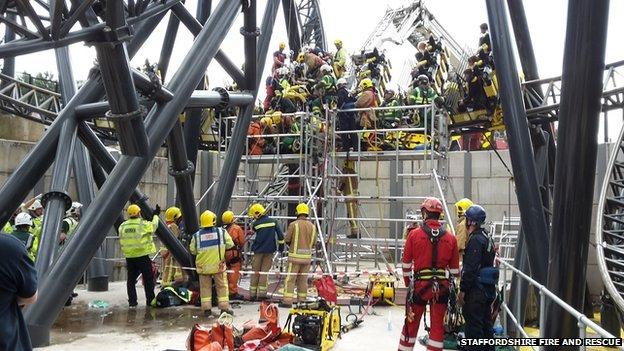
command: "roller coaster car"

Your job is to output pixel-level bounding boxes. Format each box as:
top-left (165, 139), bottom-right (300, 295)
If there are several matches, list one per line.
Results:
top-left (286, 299), bottom-right (341, 351)
top-left (450, 106), bottom-right (504, 132)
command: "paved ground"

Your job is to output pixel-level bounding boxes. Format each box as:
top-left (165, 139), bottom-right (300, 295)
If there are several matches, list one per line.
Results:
top-left (36, 281), bottom-right (425, 351)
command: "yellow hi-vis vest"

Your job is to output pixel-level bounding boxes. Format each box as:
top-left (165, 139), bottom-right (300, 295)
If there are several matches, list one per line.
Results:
top-left (287, 221), bottom-right (316, 264)
top-left (190, 227), bottom-right (234, 275)
top-left (118, 215), bottom-right (159, 258)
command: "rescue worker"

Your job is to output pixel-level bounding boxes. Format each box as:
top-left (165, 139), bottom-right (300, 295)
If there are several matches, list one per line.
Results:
top-left (355, 78), bottom-right (377, 129)
top-left (333, 39), bottom-right (347, 78)
top-left (272, 42), bottom-right (287, 73)
top-left (281, 203), bottom-right (316, 307)
top-left (161, 207), bottom-right (186, 287)
top-left (222, 210), bottom-right (245, 300)
top-left (304, 51), bottom-right (326, 79)
top-left (458, 205), bottom-right (497, 351)
top-left (2, 209), bottom-right (20, 234)
top-left (28, 199), bottom-right (44, 245)
top-left (340, 160), bottom-right (360, 238)
top-left (190, 210), bottom-right (234, 317)
top-left (60, 202), bottom-right (82, 246)
top-left (118, 204), bottom-right (159, 307)
top-left (398, 197), bottom-right (460, 351)
top-left (248, 203), bottom-right (284, 301)
top-left (380, 89), bottom-right (401, 128)
top-left (454, 198), bottom-right (474, 257)
top-left (336, 78), bottom-right (358, 151)
top-left (247, 117), bottom-right (271, 155)
top-left (408, 75), bottom-right (438, 105)
top-left (10, 212), bottom-right (37, 261)
top-left (314, 64), bottom-right (336, 104)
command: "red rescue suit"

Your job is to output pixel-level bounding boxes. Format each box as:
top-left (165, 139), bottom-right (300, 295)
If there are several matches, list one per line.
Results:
top-left (398, 219), bottom-right (459, 351)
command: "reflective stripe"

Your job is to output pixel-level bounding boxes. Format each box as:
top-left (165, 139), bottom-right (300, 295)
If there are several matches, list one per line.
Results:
top-left (428, 339), bottom-right (444, 348)
top-left (398, 344), bottom-right (414, 351)
top-left (201, 297), bottom-right (212, 302)
top-left (449, 268), bottom-right (459, 274)
top-left (401, 263), bottom-right (412, 268)
top-left (406, 338), bottom-right (416, 343)
top-left (254, 222), bottom-right (276, 230)
top-left (402, 272), bottom-right (411, 277)
top-left (217, 296), bottom-right (229, 302)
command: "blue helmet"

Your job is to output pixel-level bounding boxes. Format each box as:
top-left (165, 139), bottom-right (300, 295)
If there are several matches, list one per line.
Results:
top-left (465, 205), bottom-right (486, 226)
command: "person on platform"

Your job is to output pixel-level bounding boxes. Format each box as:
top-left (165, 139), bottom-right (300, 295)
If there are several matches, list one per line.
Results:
top-left (222, 210), bottom-right (245, 300)
top-left (248, 203), bottom-right (284, 301)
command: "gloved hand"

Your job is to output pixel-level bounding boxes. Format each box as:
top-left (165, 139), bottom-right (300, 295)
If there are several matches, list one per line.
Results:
top-left (153, 204), bottom-right (161, 217)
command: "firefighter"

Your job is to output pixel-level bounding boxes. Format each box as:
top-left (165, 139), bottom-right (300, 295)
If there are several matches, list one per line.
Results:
top-left (340, 160), bottom-right (360, 238)
top-left (272, 42), bottom-right (287, 73)
top-left (281, 203), bottom-right (316, 307)
top-left (161, 207), bottom-right (186, 287)
top-left (118, 204), bottom-right (159, 307)
top-left (222, 210), bottom-right (245, 300)
top-left (190, 210), bottom-right (235, 317)
top-left (333, 39), bottom-right (347, 78)
top-left (408, 75), bottom-right (438, 105)
top-left (248, 203), bottom-right (284, 301)
top-left (355, 78), bottom-right (377, 129)
top-left (398, 197), bottom-right (460, 351)
top-left (336, 78), bottom-right (358, 151)
top-left (454, 198), bottom-right (474, 257)
top-left (380, 89), bottom-right (401, 128)
top-left (458, 205), bottom-right (497, 351)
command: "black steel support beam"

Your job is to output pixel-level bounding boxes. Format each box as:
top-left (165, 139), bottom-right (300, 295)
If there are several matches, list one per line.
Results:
top-left (1, 13), bottom-right (15, 79)
top-left (281, 0), bottom-right (301, 54)
top-left (213, 0), bottom-right (280, 219)
top-left (544, 0), bottom-right (609, 340)
top-left (94, 0), bottom-right (148, 156)
top-left (25, 2), bottom-right (241, 345)
top-left (56, 45), bottom-right (109, 291)
top-left (485, 0), bottom-right (550, 283)
top-left (242, 0), bottom-right (258, 91)
top-left (157, 12), bottom-right (180, 82)
top-left (167, 121), bottom-right (200, 235)
top-left (0, 7), bottom-right (165, 229)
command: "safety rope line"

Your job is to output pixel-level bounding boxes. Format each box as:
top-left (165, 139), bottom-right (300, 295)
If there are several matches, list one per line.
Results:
top-left (482, 131), bottom-right (513, 177)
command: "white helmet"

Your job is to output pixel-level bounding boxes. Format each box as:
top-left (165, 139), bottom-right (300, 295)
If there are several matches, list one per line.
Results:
top-left (66, 202), bottom-right (83, 217)
top-left (29, 199), bottom-right (43, 211)
top-left (277, 67), bottom-right (290, 77)
top-left (336, 78), bottom-right (347, 86)
top-left (15, 212), bottom-right (32, 227)
top-left (320, 64), bottom-right (333, 73)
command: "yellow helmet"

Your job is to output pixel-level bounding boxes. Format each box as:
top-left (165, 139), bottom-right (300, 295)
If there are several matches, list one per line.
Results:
top-left (271, 111), bottom-right (283, 125)
top-left (200, 210), bottom-right (217, 228)
top-left (279, 41), bottom-right (286, 50)
top-left (260, 116), bottom-right (273, 127)
top-left (222, 210), bottom-right (235, 225)
top-left (297, 52), bottom-right (305, 63)
top-left (359, 78), bottom-right (373, 90)
top-left (165, 206), bottom-right (182, 222)
top-left (334, 39), bottom-right (343, 46)
top-left (295, 203), bottom-right (309, 216)
top-left (127, 204), bottom-right (141, 217)
top-left (248, 203), bottom-right (266, 219)
top-left (455, 198), bottom-right (474, 217)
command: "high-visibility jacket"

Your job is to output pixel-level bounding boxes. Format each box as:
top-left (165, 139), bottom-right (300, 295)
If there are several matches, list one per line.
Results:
top-left (63, 217), bottom-right (78, 236)
top-left (409, 86), bottom-right (437, 105)
top-left (285, 219), bottom-right (316, 264)
top-left (190, 227), bottom-right (234, 275)
top-left (334, 48), bottom-right (347, 67)
top-left (11, 229), bottom-right (37, 261)
top-left (402, 219), bottom-right (459, 302)
top-left (118, 215), bottom-right (159, 258)
top-left (250, 215), bottom-right (284, 253)
top-left (31, 216), bottom-right (42, 240)
top-left (2, 222), bottom-right (13, 233)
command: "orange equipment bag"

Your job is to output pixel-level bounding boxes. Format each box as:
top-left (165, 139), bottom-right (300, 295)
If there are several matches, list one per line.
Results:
top-left (187, 322), bottom-right (234, 351)
top-left (314, 275), bottom-right (338, 303)
top-left (259, 300), bottom-right (279, 324)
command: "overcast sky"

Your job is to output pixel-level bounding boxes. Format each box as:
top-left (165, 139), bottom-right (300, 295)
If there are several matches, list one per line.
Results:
top-left (7, 0), bottom-right (624, 136)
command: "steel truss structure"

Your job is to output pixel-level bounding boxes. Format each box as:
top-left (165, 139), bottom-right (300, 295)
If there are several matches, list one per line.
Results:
top-left (0, 0), bottom-right (327, 346)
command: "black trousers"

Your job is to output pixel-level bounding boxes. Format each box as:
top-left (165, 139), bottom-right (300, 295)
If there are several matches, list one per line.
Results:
top-left (126, 255), bottom-right (155, 306)
top-left (462, 288), bottom-right (494, 351)
top-left (338, 112), bottom-right (358, 150)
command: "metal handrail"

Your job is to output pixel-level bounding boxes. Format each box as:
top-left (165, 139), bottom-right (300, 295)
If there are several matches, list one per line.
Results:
top-left (497, 258), bottom-right (622, 349)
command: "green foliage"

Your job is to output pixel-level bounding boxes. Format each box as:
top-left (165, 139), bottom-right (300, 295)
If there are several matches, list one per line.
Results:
top-left (17, 71), bottom-right (59, 92)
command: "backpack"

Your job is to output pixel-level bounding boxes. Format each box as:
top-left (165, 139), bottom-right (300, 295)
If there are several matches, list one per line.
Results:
top-left (152, 286), bottom-right (191, 308)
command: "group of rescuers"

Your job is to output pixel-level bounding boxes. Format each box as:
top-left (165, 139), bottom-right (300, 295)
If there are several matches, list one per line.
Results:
top-left (117, 202), bottom-right (315, 317)
top-left (116, 196), bottom-right (496, 348)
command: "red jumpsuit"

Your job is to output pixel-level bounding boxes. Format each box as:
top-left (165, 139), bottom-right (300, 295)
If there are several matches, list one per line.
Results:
top-left (398, 219), bottom-right (460, 351)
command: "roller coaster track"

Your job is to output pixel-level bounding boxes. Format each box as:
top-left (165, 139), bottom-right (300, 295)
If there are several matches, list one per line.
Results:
top-left (597, 120), bottom-right (624, 314)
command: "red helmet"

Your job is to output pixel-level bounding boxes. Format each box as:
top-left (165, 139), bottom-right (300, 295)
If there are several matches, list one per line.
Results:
top-left (421, 197), bottom-right (443, 214)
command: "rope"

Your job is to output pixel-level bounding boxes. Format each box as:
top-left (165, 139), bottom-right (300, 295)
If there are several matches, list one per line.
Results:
top-left (482, 132), bottom-right (513, 177)
top-left (161, 264), bottom-right (408, 278)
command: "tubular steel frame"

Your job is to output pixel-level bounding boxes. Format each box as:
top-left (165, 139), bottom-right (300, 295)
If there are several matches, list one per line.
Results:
top-left (0, 0), bottom-right (327, 346)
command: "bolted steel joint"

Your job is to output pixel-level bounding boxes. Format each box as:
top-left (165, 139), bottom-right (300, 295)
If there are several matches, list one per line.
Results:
top-left (169, 160), bottom-right (195, 177)
top-left (239, 26), bottom-right (260, 37)
top-left (212, 87), bottom-right (230, 112)
top-left (41, 191), bottom-right (72, 211)
top-left (104, 105), bottom-right (146, 121)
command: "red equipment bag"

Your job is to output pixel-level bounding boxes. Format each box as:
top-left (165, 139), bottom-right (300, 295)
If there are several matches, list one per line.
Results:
top-left (209, 322), bottom-right (234, 351)
top-left (314, 275), bottom-right (338, 303)
top-left (187, 324), bottom-right (211, 351)
top-left (259, 300), bottom-right (279, 324)
top-left (187, 322), bottom-right (233, 351)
